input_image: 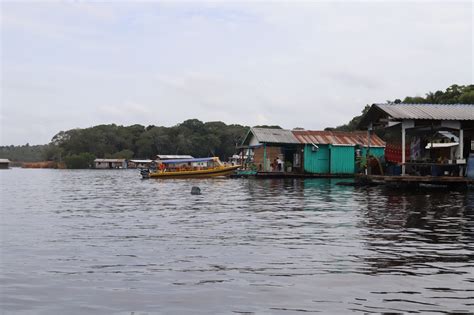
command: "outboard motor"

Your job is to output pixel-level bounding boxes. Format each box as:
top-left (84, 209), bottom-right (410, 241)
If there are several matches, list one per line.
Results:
top-left (140, 168), bottom-right (150, 179)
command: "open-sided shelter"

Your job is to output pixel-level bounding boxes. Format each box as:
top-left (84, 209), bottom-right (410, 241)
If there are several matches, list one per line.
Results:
top-left (359, 103), bottom-right (474, 176)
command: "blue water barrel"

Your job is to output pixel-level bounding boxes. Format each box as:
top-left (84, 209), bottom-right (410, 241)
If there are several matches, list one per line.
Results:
top-left (466, 154), bottom-right (474, 179)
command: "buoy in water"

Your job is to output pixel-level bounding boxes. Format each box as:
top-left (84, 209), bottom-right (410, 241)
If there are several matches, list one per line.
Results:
top-left (191, 186), bottom-right (201, 195)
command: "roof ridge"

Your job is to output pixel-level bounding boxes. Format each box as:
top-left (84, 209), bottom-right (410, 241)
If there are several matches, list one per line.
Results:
top-left (377, 103), bottom-right (474, 106)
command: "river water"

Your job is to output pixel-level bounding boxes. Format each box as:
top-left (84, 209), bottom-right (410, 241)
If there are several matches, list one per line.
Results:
top-left (0, 169), bottom-right (473, 314)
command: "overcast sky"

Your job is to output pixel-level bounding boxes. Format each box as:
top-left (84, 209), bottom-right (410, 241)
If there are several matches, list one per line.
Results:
top-left (1, 1), bottom-right (472, 145)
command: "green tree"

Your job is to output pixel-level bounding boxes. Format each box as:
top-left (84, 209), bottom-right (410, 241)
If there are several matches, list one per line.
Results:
top-left (106, 149), bottom-right (134, 160)
top-left (64, 152), bottom-right (95, 169)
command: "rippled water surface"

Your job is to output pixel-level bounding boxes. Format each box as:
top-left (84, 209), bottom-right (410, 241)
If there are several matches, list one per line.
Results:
top-left (1, 169), bottom-right (473, 314)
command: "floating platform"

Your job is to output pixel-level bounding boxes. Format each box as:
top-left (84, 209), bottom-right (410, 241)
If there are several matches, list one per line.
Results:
top-left (357, 174), bottom-right (474, 188)
top-left (231, 171), bottom-right (354, 179)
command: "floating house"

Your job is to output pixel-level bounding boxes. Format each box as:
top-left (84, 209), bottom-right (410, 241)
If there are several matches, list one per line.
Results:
top-left (241, 127), bottom-right (301, 172)
top-left (0, 159), bottom-right (10, 169)
top-left (293, 130), bottom-right (385, 174)
top-left (240, 127), bottom-right (385, 175)
top-left (358, 103), bottom-right (474, 186)
top-left (94, 159), bottom-right (127, 169)
top-left (128, 159), bottom-right (154, 169)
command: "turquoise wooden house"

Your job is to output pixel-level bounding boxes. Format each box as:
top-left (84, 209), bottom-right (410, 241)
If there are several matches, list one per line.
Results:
top-left (292, 130), bottom-right (385, 174)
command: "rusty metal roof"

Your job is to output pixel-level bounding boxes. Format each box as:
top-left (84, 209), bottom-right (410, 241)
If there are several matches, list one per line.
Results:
top-left (375, 103), bottom-right (474, 120)
top-left (243, 128), bottom-right (300, 144)
top-left (292, 130), bottom-right (385, 147)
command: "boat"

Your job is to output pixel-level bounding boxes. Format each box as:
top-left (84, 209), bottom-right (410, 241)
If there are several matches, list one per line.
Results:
top-left (140, 157), bottom-right (240, 179)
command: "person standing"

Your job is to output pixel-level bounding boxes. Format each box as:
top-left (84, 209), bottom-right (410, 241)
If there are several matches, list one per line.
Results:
top-left (277, 157), bottom-right (283, 171)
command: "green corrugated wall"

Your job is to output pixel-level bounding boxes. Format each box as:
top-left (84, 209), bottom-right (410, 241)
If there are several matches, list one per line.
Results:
top-left (304, 145), bottom-right (379, 174)
top-left (330, 145), bottom-right (355, 174)
top-left (361, 147), bottom-right (385, 159)
top-left (304, 144), bottom-right (330, 173)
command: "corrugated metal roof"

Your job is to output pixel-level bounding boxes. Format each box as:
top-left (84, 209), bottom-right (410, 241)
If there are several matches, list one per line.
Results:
top-left (292, 130), bottom-right (385, 147)
top-left (0, 159), bottom-right (10, 163)
top-left (250, 128), bottom-right (300, 144)
top-left (375, 103), bottom-right (474, 120)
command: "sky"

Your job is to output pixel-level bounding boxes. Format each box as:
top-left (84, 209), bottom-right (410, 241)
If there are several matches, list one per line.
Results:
top-left (1, 1), bottom-right (472, 145)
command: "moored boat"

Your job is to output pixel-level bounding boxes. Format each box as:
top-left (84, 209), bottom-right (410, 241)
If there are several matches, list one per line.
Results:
top-left (141, 157), bottom-right (239, 179)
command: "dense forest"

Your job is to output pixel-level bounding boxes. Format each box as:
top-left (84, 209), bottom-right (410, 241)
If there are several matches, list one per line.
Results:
top-left (329, 84), bottom-right (474, 131)
top-left (1, 84), bottom-right (472, 168)
top-left (0, 144), bottom-right (49, 162)
top-left (37, 120), bottom-right (249, 168)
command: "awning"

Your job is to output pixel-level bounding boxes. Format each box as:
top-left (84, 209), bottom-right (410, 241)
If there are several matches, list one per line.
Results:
top-left (425, 142), bottom-right (459, 149)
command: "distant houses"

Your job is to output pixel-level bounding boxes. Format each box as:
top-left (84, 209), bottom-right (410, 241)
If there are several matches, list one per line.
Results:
top-left (93, 155), bottom-right (195, 169)
top-left (94, 159), bottom-right (127, 169)
top-left (0, 159), bottom-right (10, 169)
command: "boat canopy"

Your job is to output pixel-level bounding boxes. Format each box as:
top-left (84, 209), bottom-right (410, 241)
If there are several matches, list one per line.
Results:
top-left (160, 157), bottom-right (218, 164)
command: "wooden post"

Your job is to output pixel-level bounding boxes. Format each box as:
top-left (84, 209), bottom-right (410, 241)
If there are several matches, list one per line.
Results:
top-left (367, 122), bottom-right (372, 175)
top-left (460, 128), bottom-right (464, 176)
top-left (263, 143), bottom-right (267, 172)
top-left (402, 122), bottom-right (406, 175)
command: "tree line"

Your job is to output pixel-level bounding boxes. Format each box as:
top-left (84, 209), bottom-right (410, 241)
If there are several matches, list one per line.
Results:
top-left (0, 143), bottom-right (48, 163)
top-left (38, 119), bottom-right (248, 168)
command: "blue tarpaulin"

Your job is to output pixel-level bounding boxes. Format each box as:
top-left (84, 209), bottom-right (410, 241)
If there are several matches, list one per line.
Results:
top-left (160, 157), bottom-right (216, 164)
top-left (466, 154), bottom-right (474, 179)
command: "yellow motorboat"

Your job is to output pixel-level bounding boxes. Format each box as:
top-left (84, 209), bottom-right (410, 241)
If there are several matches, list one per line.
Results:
top-left (140, 157), bottom-right (239, 179)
